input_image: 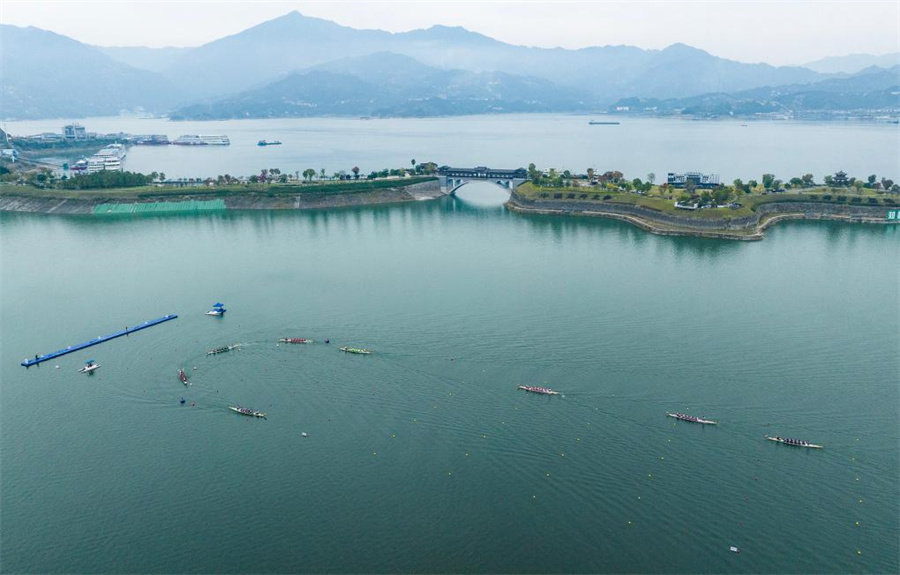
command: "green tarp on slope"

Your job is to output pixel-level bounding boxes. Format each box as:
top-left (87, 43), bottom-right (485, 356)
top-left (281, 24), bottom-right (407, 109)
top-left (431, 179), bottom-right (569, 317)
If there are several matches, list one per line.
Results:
top-left (93, 200), bottom-right (226, 214)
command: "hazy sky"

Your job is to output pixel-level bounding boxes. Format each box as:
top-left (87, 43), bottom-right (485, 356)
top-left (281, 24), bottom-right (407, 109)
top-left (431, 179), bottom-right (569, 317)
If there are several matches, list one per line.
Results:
top-left (3, 1), bottom-right (899, 66)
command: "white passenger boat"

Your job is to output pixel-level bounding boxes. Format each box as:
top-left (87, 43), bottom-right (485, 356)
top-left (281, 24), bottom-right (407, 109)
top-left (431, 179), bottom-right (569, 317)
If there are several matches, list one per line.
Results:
top-left (206, 302), bottom-right (226, 316)
top-left (78, 360), bottom-right (101, 373)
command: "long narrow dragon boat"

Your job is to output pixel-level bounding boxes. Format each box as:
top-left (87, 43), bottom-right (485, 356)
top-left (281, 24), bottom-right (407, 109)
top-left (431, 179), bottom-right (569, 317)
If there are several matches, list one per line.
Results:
top-left (207, 344), bottom-right (240, 355)
top-left (518, 385), bottom-right (560, 396)
top-left (340, 346), bottom-right (373, 355)
top-left (228, 405), bottom-right (267, 418)
top-left (666, 412), bottom-right (717, 425)
top-left (279, 338), bottom-right (313, 344)
top-left (766, 436), bottom-right (823, 449)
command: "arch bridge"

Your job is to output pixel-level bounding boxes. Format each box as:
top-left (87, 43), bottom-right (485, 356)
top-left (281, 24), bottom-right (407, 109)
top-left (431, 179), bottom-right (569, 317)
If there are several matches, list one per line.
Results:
top-left (438, 166), bottom-right (529, 194)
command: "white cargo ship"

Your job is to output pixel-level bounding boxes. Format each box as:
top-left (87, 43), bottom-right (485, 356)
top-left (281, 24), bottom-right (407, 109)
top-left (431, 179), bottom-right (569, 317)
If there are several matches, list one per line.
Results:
top-left (173, 135), bottom-right (230, 146)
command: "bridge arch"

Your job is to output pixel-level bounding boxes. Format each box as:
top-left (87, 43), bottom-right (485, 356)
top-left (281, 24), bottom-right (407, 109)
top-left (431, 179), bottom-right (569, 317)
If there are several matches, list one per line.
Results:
top-left (438, 165), bottom-right (528, 195)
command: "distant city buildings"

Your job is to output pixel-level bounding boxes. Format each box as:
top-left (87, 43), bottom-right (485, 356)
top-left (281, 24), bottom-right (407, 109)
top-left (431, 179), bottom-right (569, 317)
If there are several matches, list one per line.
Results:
top-left (667, 172), bottom-right (720, 188)
top-left (63, 123), bottom-right (87, 140)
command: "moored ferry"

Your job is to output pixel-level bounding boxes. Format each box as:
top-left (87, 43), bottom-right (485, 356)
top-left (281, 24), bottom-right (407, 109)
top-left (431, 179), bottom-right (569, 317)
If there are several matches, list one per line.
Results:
top-left (173, 134), bottom-right (230, 146)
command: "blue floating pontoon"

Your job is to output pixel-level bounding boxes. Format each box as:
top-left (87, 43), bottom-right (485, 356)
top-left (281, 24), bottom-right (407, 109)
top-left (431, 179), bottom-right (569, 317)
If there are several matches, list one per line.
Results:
top-left (21, 314), bottom-right (178, 367)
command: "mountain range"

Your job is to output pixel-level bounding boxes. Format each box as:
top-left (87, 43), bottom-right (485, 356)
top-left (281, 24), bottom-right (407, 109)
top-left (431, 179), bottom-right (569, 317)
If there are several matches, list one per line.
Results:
top-left (2, 11), bottom-right (898, 120)
top-left (609, 66), bottom-right (900, 117)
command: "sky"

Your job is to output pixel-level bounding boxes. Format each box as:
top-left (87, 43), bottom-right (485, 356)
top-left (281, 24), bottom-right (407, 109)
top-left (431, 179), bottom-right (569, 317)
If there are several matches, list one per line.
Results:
top-left (2, 1), bottom-right (899, 66)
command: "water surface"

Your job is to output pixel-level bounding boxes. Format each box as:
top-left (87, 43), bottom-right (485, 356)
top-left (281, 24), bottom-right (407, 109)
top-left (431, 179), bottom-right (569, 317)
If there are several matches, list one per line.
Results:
top-left (1, 192), bottom-right (897, 573)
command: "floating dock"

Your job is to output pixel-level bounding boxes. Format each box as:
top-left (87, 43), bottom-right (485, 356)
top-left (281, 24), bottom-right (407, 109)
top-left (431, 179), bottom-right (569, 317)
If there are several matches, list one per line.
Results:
top-left (21, 314), bottom-right (178, 367)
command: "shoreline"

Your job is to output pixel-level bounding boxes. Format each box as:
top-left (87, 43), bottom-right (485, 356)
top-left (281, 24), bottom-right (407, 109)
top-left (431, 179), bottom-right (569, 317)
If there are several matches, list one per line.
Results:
top-left (505, 190), bottom-right (897, 240)
top-left (2, 181), bottom-right (897, 241)
top-left (0, 180), bottom-right (445, 215)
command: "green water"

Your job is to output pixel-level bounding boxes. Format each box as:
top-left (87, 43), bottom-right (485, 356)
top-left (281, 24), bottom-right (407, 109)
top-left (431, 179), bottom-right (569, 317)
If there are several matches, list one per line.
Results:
top-left (1, 190), bottom-right (898, 573)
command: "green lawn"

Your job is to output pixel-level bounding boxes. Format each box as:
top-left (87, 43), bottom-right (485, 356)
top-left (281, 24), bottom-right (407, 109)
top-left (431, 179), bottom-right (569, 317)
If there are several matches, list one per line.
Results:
top-left (514, 182), bottom-right (897, 219)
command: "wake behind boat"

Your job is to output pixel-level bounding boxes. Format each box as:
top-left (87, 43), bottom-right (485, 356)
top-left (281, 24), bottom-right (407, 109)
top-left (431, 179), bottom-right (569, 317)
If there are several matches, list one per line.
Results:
top-left (518, 385), bottom-right (560, 396)
top-left (340, 346), bottom-right (373, 354)
top-left (667, 412), bottom-right (717, 425)
top-left (78, 359), bottom-right (100, 373)
top-left (766, 436), bottom-right (823, 449)
top-left (279, 338), bottom-right (313, 344)
top-left (228, 405), bottom-right (267, 418)
top-left (207, 344), bottom-right (240, 355)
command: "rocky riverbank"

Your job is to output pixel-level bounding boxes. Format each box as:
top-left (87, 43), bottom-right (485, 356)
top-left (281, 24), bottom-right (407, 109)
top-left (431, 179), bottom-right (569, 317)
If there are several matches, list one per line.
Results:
top-left (0, 180), bottom-right (444, 215)
top-left (506, 190), bottom-right (896, 240)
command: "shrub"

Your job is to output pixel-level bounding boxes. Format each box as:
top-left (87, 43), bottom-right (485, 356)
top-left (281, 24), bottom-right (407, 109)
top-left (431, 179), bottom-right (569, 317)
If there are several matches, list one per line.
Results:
top-left (553, 193), bottom-right (563, 199)
top-left (822, 194), bottom-right (832, 200)
top-left (884, 198), bottom-right (896, 205)
top-left (566, 193), bottom-right (576, 199)
top-left (837, 196), bottom-right (847, 202)
top-left (850, 197), bottom-right (862, 203)
top-left (868, 197), bottom-right (878, 204)
top-left (592, 194), bottom-right (600, 200)
top-left (603, 195), bottom-right (612, 200)
top-left (539, 192), bottom-right (549, 198)
top-left (579, 193), bottom-right (588, 199)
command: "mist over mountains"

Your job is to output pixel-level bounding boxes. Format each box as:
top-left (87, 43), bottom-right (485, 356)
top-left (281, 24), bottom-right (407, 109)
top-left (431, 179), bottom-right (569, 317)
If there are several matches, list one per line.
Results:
top-left (2, 11), bottom-right (898, 120)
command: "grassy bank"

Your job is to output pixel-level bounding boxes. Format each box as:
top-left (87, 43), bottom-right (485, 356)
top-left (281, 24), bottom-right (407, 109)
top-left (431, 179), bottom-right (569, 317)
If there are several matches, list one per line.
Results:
top-left (514, 182), bottom-right (898, 218)
top-left (0, 177), bottom-right (438, 201)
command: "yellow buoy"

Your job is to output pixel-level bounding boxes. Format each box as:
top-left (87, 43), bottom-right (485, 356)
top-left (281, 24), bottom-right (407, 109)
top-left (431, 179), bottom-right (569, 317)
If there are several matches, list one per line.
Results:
top-left (857, 550), bottom-right (861, 555)
top-left (855, 522), bottom-right (860, 526)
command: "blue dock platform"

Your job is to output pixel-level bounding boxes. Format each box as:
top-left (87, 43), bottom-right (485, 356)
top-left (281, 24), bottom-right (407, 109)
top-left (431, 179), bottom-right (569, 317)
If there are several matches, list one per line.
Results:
top-left (21, 314), bottom-right (178, 367)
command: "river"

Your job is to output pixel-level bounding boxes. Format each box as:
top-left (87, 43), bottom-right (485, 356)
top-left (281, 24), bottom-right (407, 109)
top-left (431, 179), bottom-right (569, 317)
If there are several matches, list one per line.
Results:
top-left (6, 114), bottom-right (900, 182)
top-left (1, 184), bottom-right (897, 573)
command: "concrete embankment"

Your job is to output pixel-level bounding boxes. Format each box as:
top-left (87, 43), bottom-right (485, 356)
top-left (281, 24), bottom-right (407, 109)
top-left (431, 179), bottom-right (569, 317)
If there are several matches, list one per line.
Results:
top-left (0, 180), bottom-right (444, 215)
top-left (506, 191), bottom-right (896, 240)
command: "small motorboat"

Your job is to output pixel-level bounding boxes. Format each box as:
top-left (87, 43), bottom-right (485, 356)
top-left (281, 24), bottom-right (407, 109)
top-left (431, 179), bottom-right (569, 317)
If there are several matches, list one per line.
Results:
top-left (228, 405), bottom-right (267, 418)
top-left (179, 368), bottom-right (189, 385)
top-left (766, 436), bottom-right (823, 449)
top-left (257, 140), bottom-right (283, 146)
top-left (205, 303), bottom-right (226, 316)
top-left (518, 385), bottom-right (560, 396)
top-left (279, 338), bottom-right (313, 344)
top-left (207, 344), bottom-right (240, 355)
top-left (666, 412), bottom-right (717, 425)
top-left (78, 360), bottom-right (101, 374)
top-left (340, 346), bottom-right (373, 354)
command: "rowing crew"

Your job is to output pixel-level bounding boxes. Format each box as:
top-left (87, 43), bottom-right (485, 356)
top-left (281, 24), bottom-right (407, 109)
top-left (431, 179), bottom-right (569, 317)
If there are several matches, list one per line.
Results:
top-left (773, 436), bottom-right (810, 446)
top-left (518, 385), bottom-right (560, 396)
